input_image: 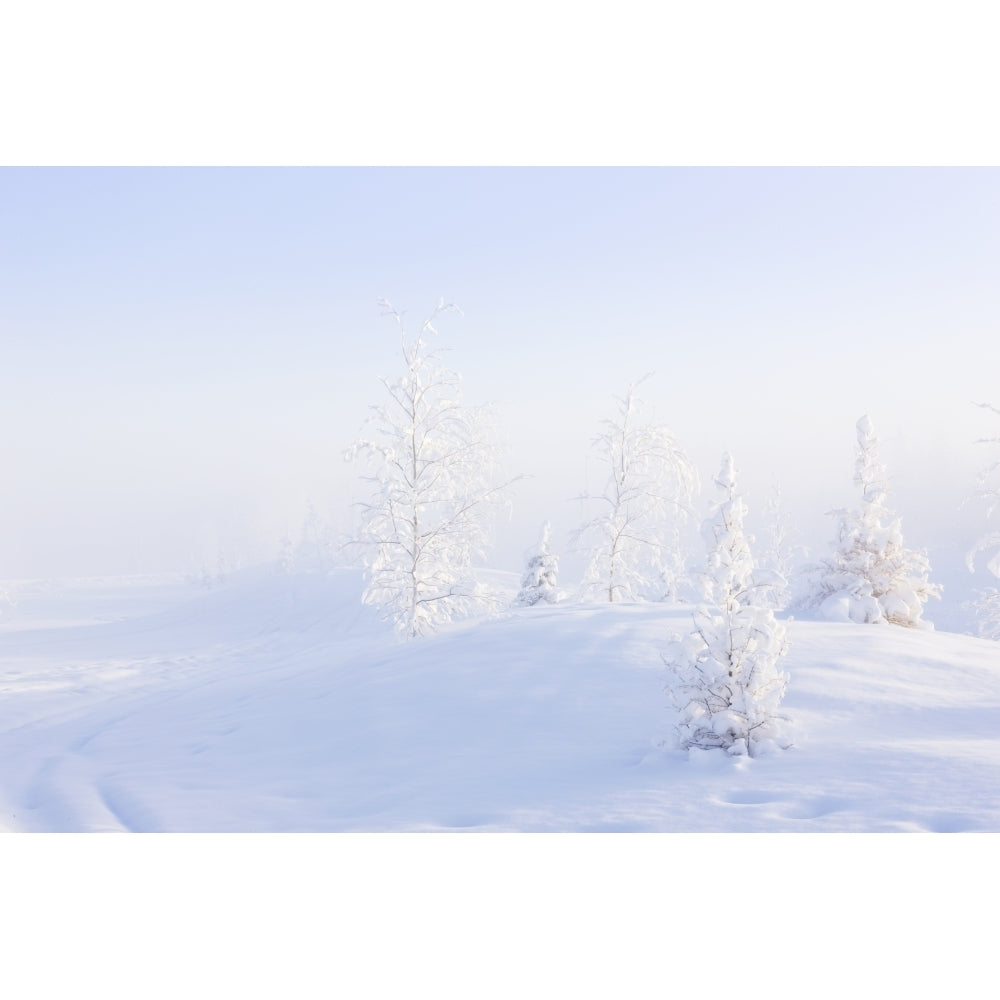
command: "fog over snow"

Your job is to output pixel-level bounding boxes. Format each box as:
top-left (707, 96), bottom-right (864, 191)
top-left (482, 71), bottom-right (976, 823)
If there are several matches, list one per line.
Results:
top-left (1, 167), bottom-right (997, 625)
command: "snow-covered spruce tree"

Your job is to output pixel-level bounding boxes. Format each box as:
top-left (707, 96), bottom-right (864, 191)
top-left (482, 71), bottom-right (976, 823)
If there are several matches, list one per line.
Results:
top-left (346, 300), bottom-right (510, 639)
top-left (811, 415), bottom-right (940, 627)
top-left (574, 377), bottom-right (698, 603)
top-left (515, 521), bottom-right (562, 606)
top-left (966, 402), bottom-right (1000, 640)
top-left (666, 453), bottom-right (790, 757)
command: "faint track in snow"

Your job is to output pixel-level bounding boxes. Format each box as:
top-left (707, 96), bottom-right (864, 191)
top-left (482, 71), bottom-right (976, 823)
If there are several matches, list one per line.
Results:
top-left (96, 779), bottom-right (162, 833)
top-left (19, 752), bottom-right (129, 832)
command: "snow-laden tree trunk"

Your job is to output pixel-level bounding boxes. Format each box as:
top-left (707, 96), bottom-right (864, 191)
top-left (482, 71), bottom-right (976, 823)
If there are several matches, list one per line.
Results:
top-left (573, 377), bottom-right (698, 603)
top-left (346, 300), bottom-right (510, 638)
top-left (808, 415), bottom-right (940, 627)
top-left (967, 402), bottom-right (1000, 639)
top-left (666, 454), bottom-right (790, 757)
top-left (515, 521), bottom-right (562, 606)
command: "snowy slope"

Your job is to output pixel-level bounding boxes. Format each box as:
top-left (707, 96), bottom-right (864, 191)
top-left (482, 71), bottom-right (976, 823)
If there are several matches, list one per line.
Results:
top-left (2, 567), bottom-right (999, 832)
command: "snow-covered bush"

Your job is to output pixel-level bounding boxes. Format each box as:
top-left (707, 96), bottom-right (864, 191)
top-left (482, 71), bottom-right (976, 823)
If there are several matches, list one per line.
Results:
top-left (666, 454), bottom-right (790, 757)
top-left (807, 415), bottom-right (940, 627)
top-left (346, 300), bottom-right (511, 639)
top-left (515, 521), bottom-right (562, 606)
top-left (966, 402), bottom-right (1000, 639)
top-left (574, 376), bottom-right (698, 603)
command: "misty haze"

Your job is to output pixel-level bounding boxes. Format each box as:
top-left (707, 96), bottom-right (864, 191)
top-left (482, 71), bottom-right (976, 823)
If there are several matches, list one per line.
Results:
top-left (2, 167), bottom-right (999, 832)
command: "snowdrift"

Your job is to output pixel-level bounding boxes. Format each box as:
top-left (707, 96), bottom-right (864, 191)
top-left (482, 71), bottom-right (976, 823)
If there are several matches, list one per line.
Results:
top-left (2, 567), bottom-right (999, 832)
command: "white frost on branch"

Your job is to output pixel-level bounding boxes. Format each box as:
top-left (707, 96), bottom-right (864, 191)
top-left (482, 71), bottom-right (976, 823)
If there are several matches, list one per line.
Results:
top-left (346, 300), bottom-right (513, 639)
top-left (573, 376), bottom-right (698, 603)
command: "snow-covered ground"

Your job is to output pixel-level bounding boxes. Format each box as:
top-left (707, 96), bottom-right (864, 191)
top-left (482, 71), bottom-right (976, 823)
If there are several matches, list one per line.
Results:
top-left (3, 566), bottom-right (998, 833)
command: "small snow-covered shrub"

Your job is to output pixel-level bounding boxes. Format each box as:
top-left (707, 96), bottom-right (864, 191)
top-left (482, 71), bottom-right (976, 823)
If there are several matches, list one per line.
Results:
top-left (666, 454), bottom-right (790, 758)
top-left (807, 415), bottom-right (940, 628)
top-left (515, 521), bottom-right (563, 606)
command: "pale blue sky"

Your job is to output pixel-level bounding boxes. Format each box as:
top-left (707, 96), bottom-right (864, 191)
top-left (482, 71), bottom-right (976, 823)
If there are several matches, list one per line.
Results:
top-left (1, 167), bottom-right (998, 622)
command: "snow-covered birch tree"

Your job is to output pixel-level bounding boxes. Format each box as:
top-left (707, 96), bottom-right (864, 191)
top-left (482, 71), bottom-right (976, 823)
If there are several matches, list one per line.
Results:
top-left (665, 453), bottom-right (790, 757)
top-left (966, 402), bottom-right (1000, 639)
top-left (346, 300), bottom-right (510, 638)
top-left (515, 521), bottom-right (562, 606)
top-left (574, 377), bottom-right (698, 603)
top-left (809, 415), bottom-right (940, 627)
top-left (760, 481), bottom-right (807, 610)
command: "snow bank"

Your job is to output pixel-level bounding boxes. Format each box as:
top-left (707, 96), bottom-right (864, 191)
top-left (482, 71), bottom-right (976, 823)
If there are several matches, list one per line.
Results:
top-left (2, 568), bottom-right (999, 832)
